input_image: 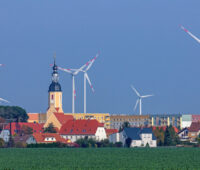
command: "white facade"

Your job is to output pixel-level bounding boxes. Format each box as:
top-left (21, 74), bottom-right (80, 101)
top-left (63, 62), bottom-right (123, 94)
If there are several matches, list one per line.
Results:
top-left (61, 127), bottom-right (107, 142)
top-left (109, 132), bottom-right (121, 143)
top-left (0, 130), bottom-right (10, 142)
top-left (26, 136), bottom-right (37, 144)
top-left (182, 121), bottom-right (192, 129)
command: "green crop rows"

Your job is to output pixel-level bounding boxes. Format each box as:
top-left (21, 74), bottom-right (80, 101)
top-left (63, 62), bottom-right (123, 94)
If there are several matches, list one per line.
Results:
top-left (0, 148), bottom-right (199, 170)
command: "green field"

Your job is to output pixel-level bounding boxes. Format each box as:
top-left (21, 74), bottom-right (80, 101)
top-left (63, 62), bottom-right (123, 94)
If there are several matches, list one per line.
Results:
top-left (0, 148), bottom-right (199, 170)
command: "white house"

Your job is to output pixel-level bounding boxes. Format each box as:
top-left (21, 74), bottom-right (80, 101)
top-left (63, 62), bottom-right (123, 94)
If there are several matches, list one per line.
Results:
top-left (59, 119), bottom-right (107, 142)
top-left (0, 129), bottom-right (10, 142)
top-left (109, 132), bottom-right (121, 143)
top-left (119, 127), bottom-right (157, 147)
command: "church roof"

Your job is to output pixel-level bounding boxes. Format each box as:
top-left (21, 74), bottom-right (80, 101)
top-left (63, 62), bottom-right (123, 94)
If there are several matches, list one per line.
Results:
top-left (48, 82), bottom-right (62, 92)
top-left (54, 113), bottom-right (73, 125)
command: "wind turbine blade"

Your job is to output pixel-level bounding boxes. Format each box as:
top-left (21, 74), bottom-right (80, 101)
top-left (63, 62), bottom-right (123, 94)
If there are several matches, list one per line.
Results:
top-left (130, 85), bottom-right (140, 97)
top-left (85, 73), bottom-right (94, 92)
top-left (57, 66), bottom-right (72, 74)
top-left (141, 94), bottom-right (154, 98)
top-left (85, 53), bottom-right (99, 71)
top-left (134, 99), bottom-right (139, 111)
top-left (0, 98), bottom-right (9, 103)
top-left (180, 25), bottom-right (200, 44)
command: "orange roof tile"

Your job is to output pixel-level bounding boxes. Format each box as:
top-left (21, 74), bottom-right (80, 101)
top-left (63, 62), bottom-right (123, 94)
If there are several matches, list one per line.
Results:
top-left (33, 133), bottom-right (69, 144)
top-left (5, 122), bottom-right (43, 135)
top-left (105, 129), bottom-right (118, 136)
top-left (189, 122), bottom-right (200, 132)
top-left (54, 113), bottom-right (73, 125)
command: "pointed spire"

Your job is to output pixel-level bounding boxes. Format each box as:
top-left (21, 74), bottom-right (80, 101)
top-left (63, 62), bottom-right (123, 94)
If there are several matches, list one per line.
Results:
top-left (53, 52), bottom-right (56, 66)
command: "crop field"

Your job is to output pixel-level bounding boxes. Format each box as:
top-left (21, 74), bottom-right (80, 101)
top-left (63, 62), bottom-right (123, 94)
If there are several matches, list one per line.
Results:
top-left (0, 148), bottom-right (199, 170)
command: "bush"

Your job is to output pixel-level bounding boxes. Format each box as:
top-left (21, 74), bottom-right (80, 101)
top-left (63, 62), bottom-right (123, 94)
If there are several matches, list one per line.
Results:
top-left (114, 142), bottom-right (123, 147)
top-left (0, 138), bottom-right (5, 148)
top-left (15, 142), bottom-right (27, 148)
top-left (27, 142), bottom-right (71, 148)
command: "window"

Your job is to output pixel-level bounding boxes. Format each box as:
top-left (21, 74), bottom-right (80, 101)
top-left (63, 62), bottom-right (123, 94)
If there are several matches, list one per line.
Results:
top-left (51, 95), bottom-right (54, 100)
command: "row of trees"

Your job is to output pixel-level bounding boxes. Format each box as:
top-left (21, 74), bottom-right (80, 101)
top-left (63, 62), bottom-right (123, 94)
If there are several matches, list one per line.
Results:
top-left (153, 125), bottom-right (180, 146)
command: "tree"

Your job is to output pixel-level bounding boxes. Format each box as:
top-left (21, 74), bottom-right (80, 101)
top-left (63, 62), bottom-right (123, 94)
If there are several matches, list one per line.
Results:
top-left (119, 121), bottom-right (131, 132)
top-left (168, 125), bottom-right (180, 145)
top-left (0, 117), bottom-right (5, 131)
top-left (44, 123), bottom-right (57, 133)
top-left (125, 137), bottom-right (132, 147)
top-left (0, 106), bottom-right (28, 122)
top-left (164, 126), bottom-right (171, 146)
top-left (21, 125), bottom-right (33, 135)
top-left (153, 127), bottom-right (165, 146)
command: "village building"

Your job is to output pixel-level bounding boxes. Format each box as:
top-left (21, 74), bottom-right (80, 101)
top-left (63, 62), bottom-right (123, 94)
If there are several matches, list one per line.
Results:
top-left (148, 114), bottom-right (182, 128)
top-left (188, 122), bottom-right (200, 142)
top-left (29, 133), bottom-right (69, 144)
top-left (27, 60), bottom-right (111, 129)
top-left (59, 119), bottom-right (107, 142)
top-left (114, 127), bottom-right (157, 147)
top-left (110, 114), bottom-right (149, 130)
top-left (4, 122), bottom-right (43, 135)
top-left (178, 128), bottom-right (189, 141)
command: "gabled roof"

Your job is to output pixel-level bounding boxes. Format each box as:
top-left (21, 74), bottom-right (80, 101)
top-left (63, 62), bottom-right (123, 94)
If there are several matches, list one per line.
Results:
top-left (32, 133), bottom-right (69, 143)
top-left (124, 127), bottom-right (157, 140)
top-left (189, 122), bottom-right (200, 132)
top-left (178, 128), bottom-right (188, 134)
top-left (4, 122), bottom-right (43, 135)
top-left (59, 119), bottom-right (104, 135)
top-left (54, 113), bottom-right (73, 125)
top-left (14, 134), bottom-right (32, 143)
top-left (105, 129), bottom-right (118, 136)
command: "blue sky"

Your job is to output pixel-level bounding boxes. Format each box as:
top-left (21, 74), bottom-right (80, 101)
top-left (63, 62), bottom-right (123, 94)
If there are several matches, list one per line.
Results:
top-left (0, 0), bottom-right (200, 115)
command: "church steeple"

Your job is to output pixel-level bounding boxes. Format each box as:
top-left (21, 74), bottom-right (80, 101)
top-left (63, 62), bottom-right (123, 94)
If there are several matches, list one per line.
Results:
top-left (49, 55), bottom-right (62, 92)
top-left (47, 55), bottom-right (63, 116)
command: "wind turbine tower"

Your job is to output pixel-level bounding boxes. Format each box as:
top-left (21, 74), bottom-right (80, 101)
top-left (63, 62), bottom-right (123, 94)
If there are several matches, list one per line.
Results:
top-left (81, 53), bottom-right (99, 113)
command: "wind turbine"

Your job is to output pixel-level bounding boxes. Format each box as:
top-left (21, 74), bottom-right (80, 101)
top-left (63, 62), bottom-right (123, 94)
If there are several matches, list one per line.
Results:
top-left (180, 25), bottom-right (200, 44)
top-left (58, 63), bottom-right (87, 114)
top-left (81, 53), bottom-right (99, 113)
top-left (131, 85), bottom-right (153, 115)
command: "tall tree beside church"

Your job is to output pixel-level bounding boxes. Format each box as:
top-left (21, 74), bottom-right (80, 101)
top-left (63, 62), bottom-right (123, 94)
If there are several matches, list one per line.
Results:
top-left (0, 106), bottom-right (28, 122)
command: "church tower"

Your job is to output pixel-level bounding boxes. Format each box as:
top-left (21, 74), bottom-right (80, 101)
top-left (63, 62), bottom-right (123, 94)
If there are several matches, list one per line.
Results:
top-left (47, 58), bottom-right (63, 119)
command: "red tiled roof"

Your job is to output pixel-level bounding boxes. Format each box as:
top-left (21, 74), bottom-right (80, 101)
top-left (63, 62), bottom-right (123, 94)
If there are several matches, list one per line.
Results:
top-left (152, 126), bottom-right (179, 133)
top-left (105, 129), bottom-right (118, 136)
top-left (192, 115), bottom-right (200, 122)
top-left (54, 113), bottom-right (73, 125)
top-left (33, 133), bottom-right (69, 144)
top-left (4, 122), bottom-right (43, 135)
top-left (189, 122), bottom-right (200, 132)
top-left (59, 119), bottom-right (104, 135)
